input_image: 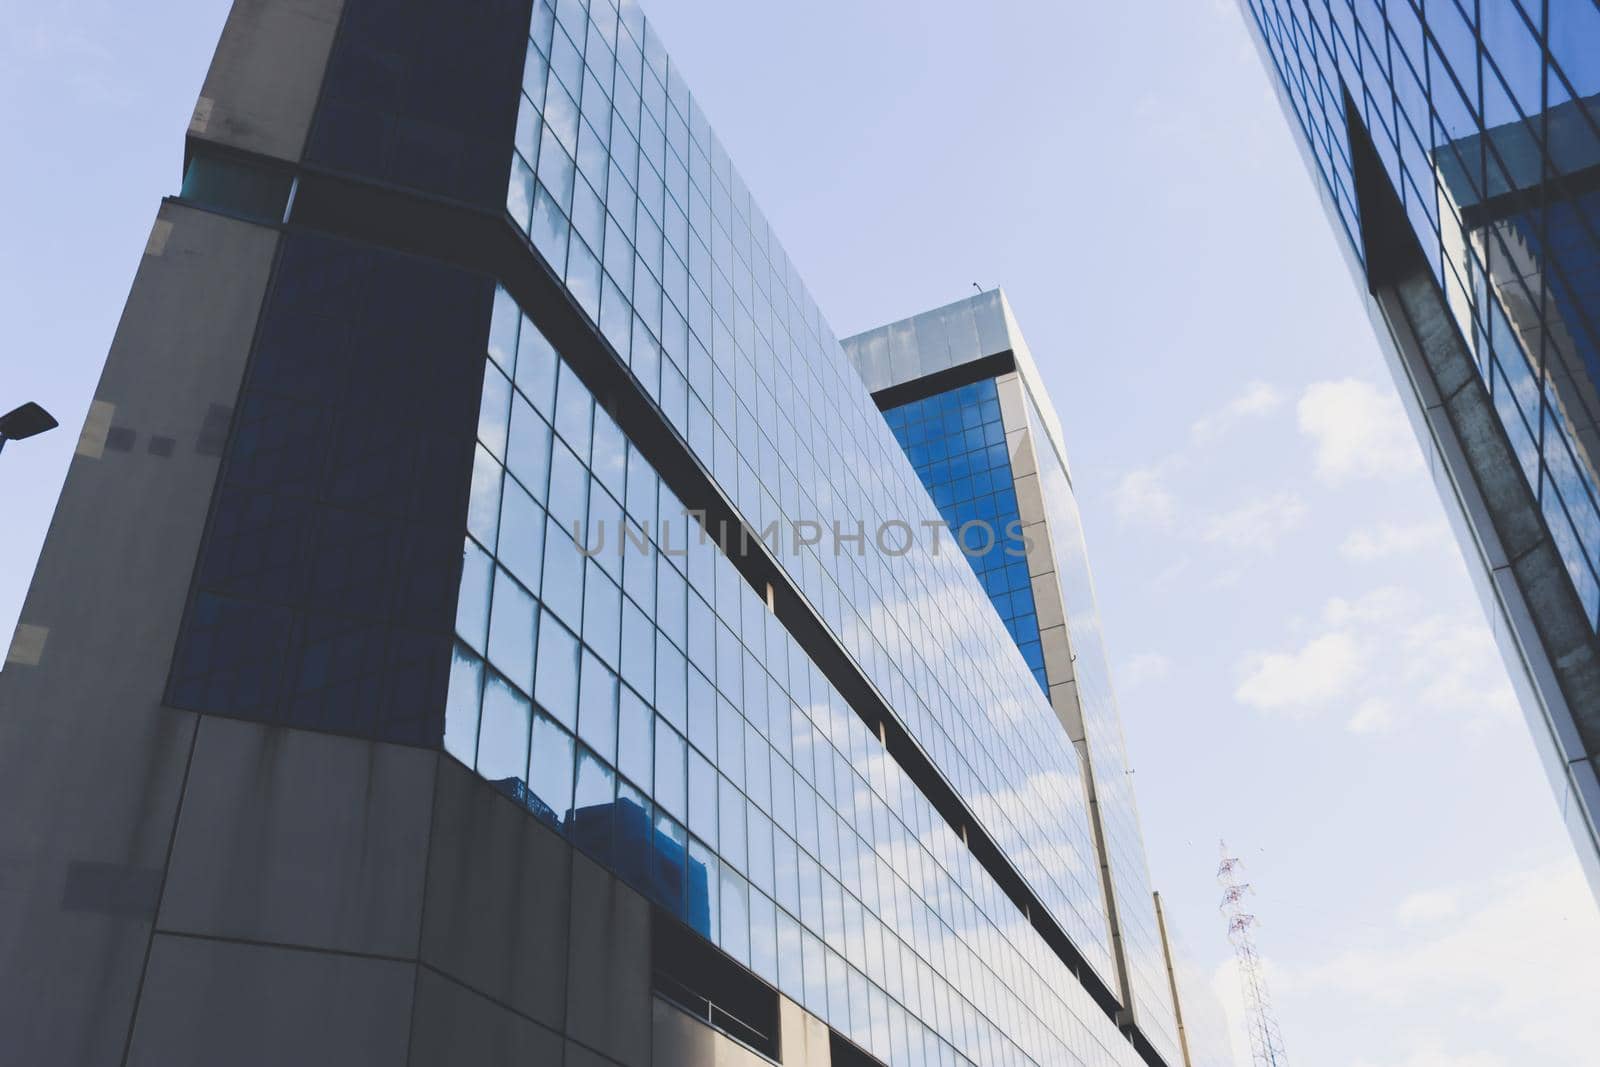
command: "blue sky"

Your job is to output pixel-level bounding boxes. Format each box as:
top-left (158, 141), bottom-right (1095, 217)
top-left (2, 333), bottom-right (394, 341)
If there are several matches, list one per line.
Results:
top-left (2, 2), bottom-right (1597, 1064)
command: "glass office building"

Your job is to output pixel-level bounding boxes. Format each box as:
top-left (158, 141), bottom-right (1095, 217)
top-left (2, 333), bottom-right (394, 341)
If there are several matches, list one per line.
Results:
top-left (1239, 0), bottom-right (1600, 894)
top-left (0, 1), bottom-right (1204, 1066)
top-left (841, 292), bottom-right (1189, 1067)
top-left (880, 380), bottom-right (1049, 691)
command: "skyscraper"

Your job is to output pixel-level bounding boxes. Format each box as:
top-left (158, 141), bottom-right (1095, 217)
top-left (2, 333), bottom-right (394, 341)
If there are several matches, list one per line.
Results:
top-left (1238, 0), bottom-right (1600, 895)
top-left (1, 2), bottom-right (1198, 1066)
top-left (841, 291), bottom-right (1185, 1067)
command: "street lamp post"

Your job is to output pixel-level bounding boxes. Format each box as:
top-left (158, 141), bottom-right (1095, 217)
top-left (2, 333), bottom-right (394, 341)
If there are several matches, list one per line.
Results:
top-left (0, 402), bottom-right (59, 457)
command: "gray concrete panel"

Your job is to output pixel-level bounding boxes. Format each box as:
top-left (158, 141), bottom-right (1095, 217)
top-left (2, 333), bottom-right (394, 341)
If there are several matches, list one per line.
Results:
top-left (126, 934), bottom-right (414, 1067)
top-left (566, 1039), bottom-right (627, 1067)
top-left (422, 757), bottom-right (571, 1030)
top-left (158, 716), bottom-right (435, 957)
top-left (409, 965), bottom-right (565, 1067)
top-left (191, 0), bottom-right (345, 162)
top-left (565, 851), bottom-right (652, 1067)
top-left (0, 204), bottom-right (278, 1067)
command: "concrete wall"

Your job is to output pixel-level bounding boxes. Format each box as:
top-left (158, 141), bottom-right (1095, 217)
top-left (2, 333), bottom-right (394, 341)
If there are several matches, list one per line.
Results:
top-left (189, 0), bottom-right (345, 163)
top-left (0, 2), bottom-right (845, 1063)
top-left (127, 738), bottom-right (829, 1066)
top-left (0, 203), bottom-right (280, 1066)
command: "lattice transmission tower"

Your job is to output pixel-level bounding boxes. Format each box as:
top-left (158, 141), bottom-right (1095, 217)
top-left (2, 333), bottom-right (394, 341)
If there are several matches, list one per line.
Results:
top-left (1218, 842), bottom-right (1288, 1067)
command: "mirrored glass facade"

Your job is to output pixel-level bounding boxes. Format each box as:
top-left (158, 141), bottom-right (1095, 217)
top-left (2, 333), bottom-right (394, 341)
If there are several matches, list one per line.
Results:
top-left (1241, 0), bottom-right (1600, 623)
top-left (454, 1), bottom-right (1199, 1063)
top-left (5, 0), bottom-right (1207, 1062)
top-left (840, 292), bottom-right (1185, 1067)
top-left (449, 284), bottom-right (1149, 1066)
top-left (1021, 390), bottom-right (1182, 1067)
top-left (1241, 0), bottom-right (1600, 895)
top-left (882, 381), bottom-right (1048, 692)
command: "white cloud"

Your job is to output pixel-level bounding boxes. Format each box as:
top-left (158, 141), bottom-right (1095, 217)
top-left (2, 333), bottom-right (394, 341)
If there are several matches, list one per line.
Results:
top-left (1114, 467), bottom-right (1177, 527)
top-left (1351, 1052), bottom-right (1507, 1067)
top-left (1119, 652), bottom-right (1172, 690)
top-left (1341, 519), bottom-right (1452, 561)
top-left (1191, 380), bottom-right (1284, 442)
top-left (1301, 860), bottom-right (1600, 1066)
top-left (1396, 890), bottom-right (1459, 925)
top-left (1236, 632), bottom-right (1360, 713)
top-left (1235, 586), bottom-right (1516, 731)
top-left (1202, 491), bottom-right (1309, 550)
top-left (1323, 585), bottom-right (1416, 627)
top-left (1298, 378), bottom-right (1423, 483)
top-left (1347, 696), bottom-right (1396, 734)
top-left (1402, 614), bottom-right (1519, 727)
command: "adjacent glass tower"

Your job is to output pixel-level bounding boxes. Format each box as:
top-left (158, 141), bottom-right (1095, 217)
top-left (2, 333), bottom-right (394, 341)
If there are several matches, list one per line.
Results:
top-left (0, 1), bottom-right (1207, 1066)
top-left (843, 291), bottom-right (1189, 1067)
top-left (1239, 0), bottom-right (1600, 895)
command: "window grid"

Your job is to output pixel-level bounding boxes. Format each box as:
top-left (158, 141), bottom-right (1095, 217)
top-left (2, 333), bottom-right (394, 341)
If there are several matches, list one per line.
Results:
top-left (1245, 0), bottom-right (1600, 630)
top-left (452, 287), bottom-right (1148, 1067)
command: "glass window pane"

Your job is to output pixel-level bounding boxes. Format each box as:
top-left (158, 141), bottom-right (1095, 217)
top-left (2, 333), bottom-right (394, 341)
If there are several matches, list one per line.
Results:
top-left (654, 718), bottom-right (686, 819)
top-left (623, 527), bottom-right (656, 613)
top-left (477, 672), bottom-right (531, 787)
top-left (719, 776), bottom-right (746, 871)
top-left (487, 569), bottom-right (537, 695)
top-left (582, 561), bottom-right (622, 667)
top-left (688, 747), bottom-right (717, 845)
top-left (516, 315), bottom-right (559, 416)
top-left (571, 746), bottom-right (616, 865)
top-left (654, 633), bottom-right (685, 728)
top-left (620, 600), bottom-right (654, 699)
top-left (498, 480), bottom-right (547, 595)
top-left (772, 833), bottom-right (801, 921)
top-left (743, 727), bottom-right (769, 812)
top-left (617, 684), bottom-right (653, 789)
top-left (540, 514), bottom-right (586, 628)
top-left (554, 359), bottom-right (594, 458)
top-left (528, 711), bottom-right (575, 829)
top-left (684, 666), bottom-right (712, 748)
top-left (747, 808), bottom-right (774, 896)
top-left (587, 482), bottom-right (624, 582)
top-left (688, 836), bottom-right (717, 940)
top-left (776, 908), bottom-right (804, 1004)
top-left (467, 445), bottom-right (503, 550)
top-left (717, 700), bottom-right (744, 786)
top-left (749, 889), bottom-right (778, 988)
top-left (478, 361), bottom-right (512, 459)
top-left (577, 650), bottom-right (619, 762)
top-left (530, 182), bottom-right (569, 276)
top-left (488, 287), bottom-right (520, 372)
top-left (443, 644), bottom-right (483, 766)
top-left (547, 441), bottom-right (589, 537)
top-left (657, 554), bottom-right (687, 649)
top-left (614, 778), bottom-right (652, 891)
top-left (507, 393), bottom-right (552, 503)
top-left (455, 537), bottom-right (494, 652)
top-left (592, 406), bottom-right (627, 495)
top-left (655, 809), bottom-right (689, 918)
top-left (801, 930), bottom-right (827, 1018)
top-left (534, 616), bottom-right (580, 729)
top-left (826, 949), bottom-right (850, 1039)
top-left (719, 865), bottom-right (750, 965)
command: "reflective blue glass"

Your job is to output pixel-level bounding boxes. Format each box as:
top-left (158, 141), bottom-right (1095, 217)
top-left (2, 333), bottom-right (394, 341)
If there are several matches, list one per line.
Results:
top-left (884, 379), bottom-right (1047, 691)
top-left (1243, 0), bottom-right (1600, 631)
top-left (447, 0), bottom-right (1226, 1060)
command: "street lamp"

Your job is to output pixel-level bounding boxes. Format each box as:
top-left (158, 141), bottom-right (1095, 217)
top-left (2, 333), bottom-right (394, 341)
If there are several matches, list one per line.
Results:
top-left (0, 402), bottom-right (58, 457)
